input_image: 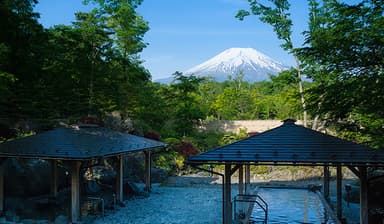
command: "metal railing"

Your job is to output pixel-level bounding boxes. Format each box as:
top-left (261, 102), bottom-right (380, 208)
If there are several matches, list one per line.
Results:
top-left (233, 194), bottom-right (268, 224)
top-left (86, 196), bottom-right (105, 217)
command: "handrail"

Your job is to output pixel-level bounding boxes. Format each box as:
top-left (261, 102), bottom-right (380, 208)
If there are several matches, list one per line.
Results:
top-left (234, 193), bottom-right (268, 224)
top-left (87, 196), bottom-right (105, 217)
top-left (254, 200), bottom-right (267, 223)
top-left (255, 195), bottom-right (268, 221)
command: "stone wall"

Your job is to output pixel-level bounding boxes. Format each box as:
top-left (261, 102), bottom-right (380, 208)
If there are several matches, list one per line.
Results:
top-left (199, 120), bottom-right (303, 134)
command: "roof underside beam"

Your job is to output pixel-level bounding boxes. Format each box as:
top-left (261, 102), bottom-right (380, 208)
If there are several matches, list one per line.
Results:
top-left (188, 161), bottom-right (382, 167)
top-left (230, 164), bottom-right (241, 176)
top-left (347, 166), bottom-right (361, 178)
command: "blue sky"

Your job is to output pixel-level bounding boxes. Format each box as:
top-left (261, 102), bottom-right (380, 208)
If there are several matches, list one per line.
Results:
top-left (35, 0), bottom-right (309, 80)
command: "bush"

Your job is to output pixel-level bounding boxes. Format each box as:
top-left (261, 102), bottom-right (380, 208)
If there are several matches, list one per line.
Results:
top-left (174, 141), bottom-right (199, 158)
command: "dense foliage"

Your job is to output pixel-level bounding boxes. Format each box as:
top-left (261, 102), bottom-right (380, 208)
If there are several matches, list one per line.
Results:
top-left (238, 0), bottom-right (384, 149)
top-left (142, 72), bottom-right (305, 174)
top-left (0, 0), bottom-right (305, 174)
top-left (237, 0), bottom-right (308, 126)
top-left (298, 0), bottom-right (384, 148)
top-left (1, 0), bottom-right (382, 176)
top-left (0, 0), bottom-right (149, 122)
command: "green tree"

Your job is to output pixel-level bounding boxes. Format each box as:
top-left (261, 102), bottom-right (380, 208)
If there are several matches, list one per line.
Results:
top-left (210, 72), bottom-right (255, 120)
top-left (197, 78), bottom-right (225, 120)
top-left (237, 0), bottom-right (308, 126)
top-left (133, 82), bottom-right (170, 133)
top-left (298, 0), bottom-right (384, 148)
top-left (0, 0), bottom-right (47, 119)
top-left (0, 0), bottom-right (151, 124)
top-left (39, 0), bottom-right (150, 119)
top-left (80, 0), bottom-right (150, 117)
top-left (168, 72), bottom-right (205, 136)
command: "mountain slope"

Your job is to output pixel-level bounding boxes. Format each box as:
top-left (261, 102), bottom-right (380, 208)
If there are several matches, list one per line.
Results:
top-left (184, 48), bottom-right (288, 82)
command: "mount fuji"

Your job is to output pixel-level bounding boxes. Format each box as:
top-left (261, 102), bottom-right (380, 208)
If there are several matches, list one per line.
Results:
top-left (185, 48), bottom-right (288, 82)
top-left (154, 48), bottom-right (289, 84)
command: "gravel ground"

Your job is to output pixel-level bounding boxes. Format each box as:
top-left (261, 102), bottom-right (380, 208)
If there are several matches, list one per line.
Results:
top-left (94, 185), bottom-right (224, 224)
top-left (93, 176), bottom-right (360, 224)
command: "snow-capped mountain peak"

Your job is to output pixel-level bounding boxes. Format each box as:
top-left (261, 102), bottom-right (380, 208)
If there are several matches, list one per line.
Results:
top-left (184, 48), bottom-right (288, 82)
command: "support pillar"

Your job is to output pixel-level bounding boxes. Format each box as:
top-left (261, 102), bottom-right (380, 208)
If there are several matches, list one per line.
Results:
top-left (0, 159), bottom-right (4, 214)
top-left (71, 160), bottom-right (81, 223)
top-left (245, 164), bottom-right (251, 194)
top-left (116, 155), bottom-right (124, 203)
top-left (359, 166), bottom-right (368, 224)
top-left (50, 160), bottom-right (58, 198)
top-left (238, 165), bottom-right (244, 195)
top-left (223, 163), bottom-right (232, 224)
top-left (336, 166), bottom-right (342, 219)
top-left (144, 151), bottom-right (152, 192)
top-left (323, 165), bottom-right (330, 202)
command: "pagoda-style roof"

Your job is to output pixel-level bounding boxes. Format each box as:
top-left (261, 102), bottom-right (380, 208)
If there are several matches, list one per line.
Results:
top-left (0, 127), bottom-right (166, 160)
top-left (188, 119), bottom-right (384, 166)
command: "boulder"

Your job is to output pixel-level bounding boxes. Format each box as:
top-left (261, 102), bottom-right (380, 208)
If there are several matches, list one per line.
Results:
top-left (54, 215), bottom-right (68, 224)
top-left (19, 219), bottom-right (49, 224)
top-left (85, 165), bottom-right (116, 185)
top-left (3, 158), bottom-right (67, 196)
top-left (123, 154), bottom-right (145, 182)
top-left (5, 210), bottom-right (20, 222)
top-left (369, 175), bottom-right (384, 207)
top-left (151, 167), bottom-right (168, 183)
top-left (104, 111), bottom-right (133, 132)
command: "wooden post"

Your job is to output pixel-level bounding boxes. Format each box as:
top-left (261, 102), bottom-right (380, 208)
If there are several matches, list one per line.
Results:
top-left (238, 165), bottom-right (244, 195)
top-left (336, 166), bottom-right (342, 219)
top-left (71, 160), bottom-right (81, 223)
top-left (323, 165), bottom-right (330, 202)
top-left (0, 159), bottom-right (4, 213)
top-left (224, 163), bottom-right (232, 224)
top-left (50, 160), bottom-right (58, 198)
top-left (144, 151), bottom-right (152, 192)
top-left (116, 155), bottom-right (124, 203)
top-left (245, 164), bottom-right (251, 194)
top-left (359, 166), bottom-right (369, 224)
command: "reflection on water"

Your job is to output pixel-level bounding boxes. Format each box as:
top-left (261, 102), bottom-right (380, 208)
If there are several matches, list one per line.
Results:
top-left (251, 188), bottom-right (336, 224)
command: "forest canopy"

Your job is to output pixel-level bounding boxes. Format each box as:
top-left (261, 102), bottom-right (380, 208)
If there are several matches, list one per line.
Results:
top-left (0, 0), bottom-right (150, 121)
top-left (0, 0), bottom-right (383, 150)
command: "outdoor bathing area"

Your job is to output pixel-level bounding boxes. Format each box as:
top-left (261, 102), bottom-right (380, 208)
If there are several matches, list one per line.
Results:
top-left (250, 187), bottom-right (337, 224)
top-left (188, 119), bottom-right (384, 224)
top-left (93, 176), bottom-right (358, 224)
top-left (1, 120), bottom-right (383, 223)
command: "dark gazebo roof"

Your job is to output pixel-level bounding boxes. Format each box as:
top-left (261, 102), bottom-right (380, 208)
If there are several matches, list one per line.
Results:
top-left (188, 119), bottom-right (384, 166)
top-left (0, 127), bottom-right (166, 160)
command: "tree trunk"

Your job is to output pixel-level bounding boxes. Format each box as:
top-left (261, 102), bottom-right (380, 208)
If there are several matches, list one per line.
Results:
top-left (294, 55), bottom-right (307, 127)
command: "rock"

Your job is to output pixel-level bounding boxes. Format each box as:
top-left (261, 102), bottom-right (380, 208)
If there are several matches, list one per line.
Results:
top-left (0, 217), bottom-right (7, 223)
top-left (3, 158), bottom-right (67, 196)
top-left (123, 154), bottom-right (145, 182)
top-left (151, 167), bottom-right (168, 183)
top-left (104, 111), bottom-right (133, 132)
top-left (0, 123), bottom-right (17, 141)
top-left (266, 169), bottom-right (292, 181)
top-left (81, 215), bottom-right (97, 224)
top-left (20, 219), bottom-right (49, 224)
top-left (84, 180), bottom-right (102, 195)
top-left (308, 184), bottom-right (322, 192)
top-left (5, 210), bottom-right (20, 222)
top-left (54, 215), bottom-right (68, 224)
top-left (123, 181), bottom-right (143, 196)
top-left (88, 165), bottom-right (116, 185)
top-left (369, 175), bottom-right (384, 207)
top-left (14, 119), bottom-right (42, 133)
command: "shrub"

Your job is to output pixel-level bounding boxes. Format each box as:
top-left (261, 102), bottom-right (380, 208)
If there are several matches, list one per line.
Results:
top-left (174, 141), bottom-right (199, 158)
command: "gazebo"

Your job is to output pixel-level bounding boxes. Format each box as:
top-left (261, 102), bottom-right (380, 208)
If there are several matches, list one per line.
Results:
top-left (188, 119), bottom-right (384, 224)
top-left (0, 126), bottom-right (166, 223)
